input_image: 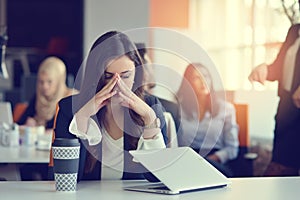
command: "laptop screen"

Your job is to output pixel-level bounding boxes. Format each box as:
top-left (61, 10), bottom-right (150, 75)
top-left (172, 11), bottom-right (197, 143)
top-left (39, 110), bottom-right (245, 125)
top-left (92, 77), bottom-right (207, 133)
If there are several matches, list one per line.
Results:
top-left (128, 147), bottom-right (230, 194)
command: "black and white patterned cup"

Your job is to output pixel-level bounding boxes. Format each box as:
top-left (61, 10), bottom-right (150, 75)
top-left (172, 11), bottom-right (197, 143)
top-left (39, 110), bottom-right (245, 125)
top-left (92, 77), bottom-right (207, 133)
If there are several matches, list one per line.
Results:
top-left (52, 138), bottom-right (80, 192)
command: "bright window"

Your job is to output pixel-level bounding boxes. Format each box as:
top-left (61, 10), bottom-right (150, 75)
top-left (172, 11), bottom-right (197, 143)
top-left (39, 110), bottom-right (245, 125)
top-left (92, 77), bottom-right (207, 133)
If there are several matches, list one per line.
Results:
top-left (187, 0), bottom-right (295, 90)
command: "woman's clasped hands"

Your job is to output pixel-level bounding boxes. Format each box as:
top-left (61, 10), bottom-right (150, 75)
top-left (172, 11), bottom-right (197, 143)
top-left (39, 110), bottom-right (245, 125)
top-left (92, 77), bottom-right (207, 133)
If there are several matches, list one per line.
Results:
top-left (75, 73), bottom-right (157, 132)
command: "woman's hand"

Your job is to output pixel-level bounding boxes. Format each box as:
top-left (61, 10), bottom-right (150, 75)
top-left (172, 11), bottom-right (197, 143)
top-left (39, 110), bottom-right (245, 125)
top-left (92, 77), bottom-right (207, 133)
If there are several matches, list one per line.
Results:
top-left (207, 154), bottom-right (221, 163)
top-left (116, 75), bottom-right (156, 125)
top-left (75, 74), bottom-right (118, 133)
top-left (77, 74), bottom-right (119, 118)
top-left (25, 117), bottom-right (37, 127)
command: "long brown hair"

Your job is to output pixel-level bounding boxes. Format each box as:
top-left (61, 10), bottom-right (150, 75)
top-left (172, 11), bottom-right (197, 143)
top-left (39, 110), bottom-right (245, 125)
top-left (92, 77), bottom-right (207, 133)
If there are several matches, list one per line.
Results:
top-left (75, 31), bottom-right (146, 173)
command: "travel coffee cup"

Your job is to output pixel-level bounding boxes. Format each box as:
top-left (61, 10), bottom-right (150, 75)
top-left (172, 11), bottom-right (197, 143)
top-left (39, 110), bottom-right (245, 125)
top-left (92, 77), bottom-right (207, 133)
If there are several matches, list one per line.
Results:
top-left (52, 138), bottom-right (80, 192)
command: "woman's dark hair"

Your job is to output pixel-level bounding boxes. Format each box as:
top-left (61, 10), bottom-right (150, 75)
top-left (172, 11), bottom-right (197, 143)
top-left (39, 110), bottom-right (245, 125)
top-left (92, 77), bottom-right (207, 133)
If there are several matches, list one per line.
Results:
top-left (76, 31), bottom-right (146, 173)
top-left (79, 31), bottom-right (144, 102)
top-left (134, 42), bottom-right (156, 90)
top-left (135, 43), bottom-right (147, 62)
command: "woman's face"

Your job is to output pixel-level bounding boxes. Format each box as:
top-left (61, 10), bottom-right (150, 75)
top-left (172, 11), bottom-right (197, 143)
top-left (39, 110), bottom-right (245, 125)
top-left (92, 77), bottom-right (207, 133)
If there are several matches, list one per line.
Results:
top-left (104, 55), bottom-right (135, 103)
top-left (37, 72), bottom-right (58, 98)
top-left (188, 67), bottom-right (211, 95)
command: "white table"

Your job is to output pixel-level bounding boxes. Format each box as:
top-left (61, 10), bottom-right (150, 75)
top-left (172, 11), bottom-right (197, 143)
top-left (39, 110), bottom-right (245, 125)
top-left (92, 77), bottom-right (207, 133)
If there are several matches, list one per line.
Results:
top-left (0, 145), bottom-right (50, 163)
top-left (0, 145), bottom-right (50, 180)
top-left (0, 177), bottom-right (299, 199)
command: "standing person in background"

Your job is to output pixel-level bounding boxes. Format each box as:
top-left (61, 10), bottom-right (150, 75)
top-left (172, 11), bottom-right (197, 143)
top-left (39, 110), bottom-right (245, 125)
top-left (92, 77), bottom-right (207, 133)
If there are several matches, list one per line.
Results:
top-left (49, 31), bottom-right (167, 181)
top-left (18, 56), bottom-right (78, 180)
top-left (248, 24), bottom-right (300, 176)
top-left (177, 63), bottom-right (239, 177)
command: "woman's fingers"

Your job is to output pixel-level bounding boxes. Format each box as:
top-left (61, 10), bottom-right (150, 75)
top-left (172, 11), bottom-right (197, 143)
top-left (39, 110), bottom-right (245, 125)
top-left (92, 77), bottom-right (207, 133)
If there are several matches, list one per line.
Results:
top-left (94, 73), bottom-right (119, 105)
top-left (96, 90), bottom-right (117, 107)
top-left (116, 75), bottom-right (128, 92)
top-left (78, 75), bottom-right (119, 118)
top-left (118, 91), bottom-right (134, 108)
top-left (99, 73), bottom-right (119, 95)
top-left (79, 89), bottom-right (117, 118)
top-left (110, 74), bottom-right (157, 125)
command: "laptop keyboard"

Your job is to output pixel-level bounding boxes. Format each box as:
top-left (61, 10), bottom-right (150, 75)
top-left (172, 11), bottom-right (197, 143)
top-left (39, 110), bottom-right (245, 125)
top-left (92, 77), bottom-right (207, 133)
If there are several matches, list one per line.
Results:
top-left (147, 183), bottom-right (170, 190)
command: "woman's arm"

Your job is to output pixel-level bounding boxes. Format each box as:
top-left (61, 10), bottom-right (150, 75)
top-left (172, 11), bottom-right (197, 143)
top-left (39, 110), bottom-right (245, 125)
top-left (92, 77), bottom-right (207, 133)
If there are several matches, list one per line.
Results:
top-left (17, 96), bottom-right (36, 125)
top-left (69, 116), bottom-right (102, 145)
top-left (214, 103), bottom-right (239, 164)
top-left (136, 96), bottom-right (168, 149)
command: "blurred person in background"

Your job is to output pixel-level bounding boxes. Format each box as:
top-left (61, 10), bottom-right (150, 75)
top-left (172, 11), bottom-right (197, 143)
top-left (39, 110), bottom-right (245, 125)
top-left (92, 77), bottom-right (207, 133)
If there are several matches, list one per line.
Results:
top-left (177, 63), bottom-right (239, 177)
top-left (248, 23), bottom-right (300, 176)
top-left (18, 56), bottom-right (78, 180)
top-left (18, 56), bottom-right (76, 129)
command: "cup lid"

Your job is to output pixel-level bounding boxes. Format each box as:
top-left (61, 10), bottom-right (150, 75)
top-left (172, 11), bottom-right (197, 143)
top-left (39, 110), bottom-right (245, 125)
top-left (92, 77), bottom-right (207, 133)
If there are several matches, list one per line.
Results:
top-left (53, 138), bottom-right (80, 147)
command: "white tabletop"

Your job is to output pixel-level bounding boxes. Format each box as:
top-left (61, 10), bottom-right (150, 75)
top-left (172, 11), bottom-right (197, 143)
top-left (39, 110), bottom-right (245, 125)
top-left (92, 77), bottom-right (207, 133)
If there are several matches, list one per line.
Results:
top-left (0, 177), bottom-right (299, 200)
top-left (0, 145), bottom-right (50, 163)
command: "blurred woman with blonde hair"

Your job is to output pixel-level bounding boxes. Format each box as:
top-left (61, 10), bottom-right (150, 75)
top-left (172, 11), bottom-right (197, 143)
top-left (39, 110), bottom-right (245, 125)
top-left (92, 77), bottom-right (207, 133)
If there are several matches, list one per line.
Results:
top-left (18, 56), bottom-right (77, 129)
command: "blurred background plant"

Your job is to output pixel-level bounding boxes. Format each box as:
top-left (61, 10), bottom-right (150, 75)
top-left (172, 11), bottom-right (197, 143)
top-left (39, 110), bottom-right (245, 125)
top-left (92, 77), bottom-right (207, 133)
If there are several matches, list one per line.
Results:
top-left (278, 0), bottom-right (300, 24)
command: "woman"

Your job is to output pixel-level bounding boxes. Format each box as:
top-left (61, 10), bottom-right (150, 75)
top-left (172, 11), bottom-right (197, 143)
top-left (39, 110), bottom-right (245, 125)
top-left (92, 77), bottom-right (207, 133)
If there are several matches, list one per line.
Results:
top-left (18, 56), bottom-right (77, 181)
top-left (51, 31), bottom-right (167, 181)
top-left (177, 63), bottom-right (239, 176)
top-left (18, 56), bottom-right (75, 129)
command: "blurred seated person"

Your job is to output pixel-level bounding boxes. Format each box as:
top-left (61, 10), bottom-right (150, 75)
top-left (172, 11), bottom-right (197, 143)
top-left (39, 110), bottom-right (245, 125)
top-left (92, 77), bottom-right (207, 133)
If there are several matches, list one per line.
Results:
top-left (18, 56), bottom-right (76, 129)
top-left (48, 31), bottom-right (167, 181)
top-left (18, 56), bottom-right (78, 180)
top-left (177, 63), bottom-right (239, 177)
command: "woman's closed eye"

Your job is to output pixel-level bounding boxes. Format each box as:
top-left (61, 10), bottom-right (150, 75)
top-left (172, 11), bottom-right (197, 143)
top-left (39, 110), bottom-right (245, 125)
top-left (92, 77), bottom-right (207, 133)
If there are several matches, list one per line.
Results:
top-left (104, 70), bottom-right (133, 80)
top-left (104, 72), bottom-right (114, 80)
top-left (120, 71), bottom-right (133, 79)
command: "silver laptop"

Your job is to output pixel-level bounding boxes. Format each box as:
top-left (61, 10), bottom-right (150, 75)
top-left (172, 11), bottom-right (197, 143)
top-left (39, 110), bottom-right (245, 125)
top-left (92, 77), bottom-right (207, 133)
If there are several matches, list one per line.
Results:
top-left (123, 147), bottom-right (230, 195)
top-left (0, 102), bottom-right (13, 125)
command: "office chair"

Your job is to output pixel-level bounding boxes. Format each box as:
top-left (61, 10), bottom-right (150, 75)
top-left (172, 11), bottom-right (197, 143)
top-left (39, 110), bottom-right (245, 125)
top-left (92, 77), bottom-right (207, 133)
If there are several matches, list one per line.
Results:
top-left (227, 103), bottom-right (257, 177)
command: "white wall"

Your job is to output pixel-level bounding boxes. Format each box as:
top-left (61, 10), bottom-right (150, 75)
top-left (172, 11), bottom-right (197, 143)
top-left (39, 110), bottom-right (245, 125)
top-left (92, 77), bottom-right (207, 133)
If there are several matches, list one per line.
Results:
top-left (234, 89), bottom-right (279, 140)
top-left (84, 0), bottom-right (150, 56)
top-left (150, 28), bottom-right (225, 101)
